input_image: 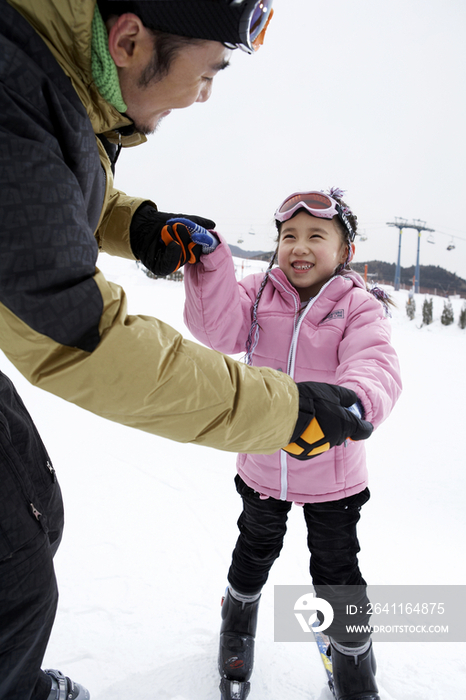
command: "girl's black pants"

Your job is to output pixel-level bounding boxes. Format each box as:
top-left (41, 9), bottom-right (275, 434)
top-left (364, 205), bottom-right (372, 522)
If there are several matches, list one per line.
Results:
top-left (227, 475), bottom-right (372, 644)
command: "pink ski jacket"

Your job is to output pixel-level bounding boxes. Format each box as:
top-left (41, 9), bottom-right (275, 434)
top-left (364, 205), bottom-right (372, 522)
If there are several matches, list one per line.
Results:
top-left (184, 237), bottom-right (402, 503)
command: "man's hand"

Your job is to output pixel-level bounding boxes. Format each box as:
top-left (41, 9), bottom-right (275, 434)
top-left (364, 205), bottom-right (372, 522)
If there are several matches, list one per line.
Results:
top-left (284, 382), bottom-right (373, 460)
top-left (130, 204), bottom-right (216, 276)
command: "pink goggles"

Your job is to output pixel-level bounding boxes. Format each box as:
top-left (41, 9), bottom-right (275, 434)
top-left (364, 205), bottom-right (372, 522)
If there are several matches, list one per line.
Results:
top-left (274, 191), bottom-right (355, 242)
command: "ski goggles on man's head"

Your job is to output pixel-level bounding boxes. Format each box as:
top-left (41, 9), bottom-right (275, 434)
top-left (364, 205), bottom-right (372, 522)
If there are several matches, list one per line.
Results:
top-left (243, 0), bottom-right (274, 52)
top-left (274, 191), bottom-right (356, 242)
top-left (108, 0), bottom-right (274, 55)
top-left (225, 0), bottom-right (274, 53)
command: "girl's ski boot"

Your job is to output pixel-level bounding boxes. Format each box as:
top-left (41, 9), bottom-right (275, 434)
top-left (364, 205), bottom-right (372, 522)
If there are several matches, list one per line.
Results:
top-left (218, 588), bottom-right (260, 700)
top-left (329, 640), bottom-right (380, 700)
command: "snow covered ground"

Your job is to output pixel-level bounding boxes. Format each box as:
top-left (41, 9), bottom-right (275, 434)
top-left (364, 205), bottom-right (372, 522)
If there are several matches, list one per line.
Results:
top-left (2, 254), bottom-right (465, 700)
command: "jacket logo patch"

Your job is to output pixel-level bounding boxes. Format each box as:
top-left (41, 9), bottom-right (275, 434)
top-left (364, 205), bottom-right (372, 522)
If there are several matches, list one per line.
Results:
top-left (321, 309), bottom-right (345, 323)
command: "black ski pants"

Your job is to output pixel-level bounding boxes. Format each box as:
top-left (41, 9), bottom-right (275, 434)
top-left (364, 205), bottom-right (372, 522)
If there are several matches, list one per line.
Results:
top-left (227, 475), bottom-right (372, 644)
top-left (0, 371), bottom-right (63, 700)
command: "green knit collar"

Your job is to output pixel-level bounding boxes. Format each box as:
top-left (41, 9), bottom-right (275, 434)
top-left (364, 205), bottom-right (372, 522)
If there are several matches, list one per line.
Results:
top-left (91, 5), bottom-right (127, 113)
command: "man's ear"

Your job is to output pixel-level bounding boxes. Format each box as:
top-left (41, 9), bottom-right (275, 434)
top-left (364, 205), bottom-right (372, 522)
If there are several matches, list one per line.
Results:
top-left (107, 13), bottom-right (146, 67)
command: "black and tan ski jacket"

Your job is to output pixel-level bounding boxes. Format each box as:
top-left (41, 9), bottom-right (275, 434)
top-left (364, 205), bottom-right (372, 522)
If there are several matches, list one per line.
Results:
top-left (0, 0), bottom-right (298, 453)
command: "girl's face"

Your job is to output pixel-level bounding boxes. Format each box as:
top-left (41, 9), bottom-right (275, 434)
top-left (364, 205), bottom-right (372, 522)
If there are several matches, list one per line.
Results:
top-left (277, 211), bottom-right (351, 302)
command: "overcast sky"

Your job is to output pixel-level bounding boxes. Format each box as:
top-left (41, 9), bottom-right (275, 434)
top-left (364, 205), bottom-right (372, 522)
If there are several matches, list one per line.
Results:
top-left (115, 0), bottom-right (466, 282)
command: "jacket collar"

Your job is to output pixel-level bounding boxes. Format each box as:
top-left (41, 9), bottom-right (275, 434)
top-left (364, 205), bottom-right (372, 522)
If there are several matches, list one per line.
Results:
top-left (8, 0), bottom-right (146, 145)
top-left (268, 267), bottom-right (366, 307)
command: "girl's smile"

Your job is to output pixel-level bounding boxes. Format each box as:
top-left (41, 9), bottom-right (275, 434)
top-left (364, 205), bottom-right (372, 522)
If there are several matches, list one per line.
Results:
top-left (291, 261), bottom-right (314, 271)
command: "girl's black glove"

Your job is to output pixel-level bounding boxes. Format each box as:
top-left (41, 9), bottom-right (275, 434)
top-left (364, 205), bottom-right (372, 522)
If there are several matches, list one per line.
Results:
top-left (284, 382), bottom-right (373, 460)
top-left (130, 203), bottom-right (216, 276)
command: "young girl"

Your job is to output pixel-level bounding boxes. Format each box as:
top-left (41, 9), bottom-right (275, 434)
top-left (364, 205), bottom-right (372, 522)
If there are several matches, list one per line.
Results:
top-left (183, 188), bottom-right (402, 700)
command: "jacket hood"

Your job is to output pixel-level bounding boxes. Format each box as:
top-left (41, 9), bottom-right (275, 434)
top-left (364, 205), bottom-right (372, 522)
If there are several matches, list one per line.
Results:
top-left (7, 0), bottom-right (144, 142)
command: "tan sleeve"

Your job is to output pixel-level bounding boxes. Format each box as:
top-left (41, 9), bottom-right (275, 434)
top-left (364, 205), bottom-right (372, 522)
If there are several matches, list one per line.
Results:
top-left (94, 186), bottom-right (151, 260)
top-left (93, 138), bottom-right (155, 260)
top-left (0, 270), bottom-right (299, 454)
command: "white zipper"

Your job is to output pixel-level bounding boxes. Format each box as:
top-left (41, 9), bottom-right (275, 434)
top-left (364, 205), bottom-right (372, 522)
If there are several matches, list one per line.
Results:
top-left (269, 274), bottom-right (338, 500)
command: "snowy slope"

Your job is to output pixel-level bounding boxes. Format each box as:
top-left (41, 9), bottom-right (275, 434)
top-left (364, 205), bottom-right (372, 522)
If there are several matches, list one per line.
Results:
top-left (2, 254), bottom-right (465, 700)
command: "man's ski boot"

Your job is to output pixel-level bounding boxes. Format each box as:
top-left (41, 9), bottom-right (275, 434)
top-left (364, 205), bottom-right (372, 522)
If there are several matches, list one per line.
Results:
top-left (218, 588), bottom-right (260, 700)
top-left (329, 640), bottom-right (380, 700)
top-left (45, 669), bottom-right (90, 700)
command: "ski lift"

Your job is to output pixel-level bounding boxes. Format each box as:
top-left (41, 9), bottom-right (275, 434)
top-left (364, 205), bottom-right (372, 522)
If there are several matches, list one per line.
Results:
top-left (248, 227), bottom-right (255, 236)
top-left (427, 234), bottom-right (435, 244)
top-left (447, 238), bottom-right (456, 251)
top-left (359, 235), bottom-right (368, 242)
top-left (237, 238), bottom-right (244, 244)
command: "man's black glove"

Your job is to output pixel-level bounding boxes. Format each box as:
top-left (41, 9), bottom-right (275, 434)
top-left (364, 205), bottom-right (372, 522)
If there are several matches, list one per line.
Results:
top-left (130, 203), bottom-right (216, 276)
top-left (284, 382), bottom-right (373, 460)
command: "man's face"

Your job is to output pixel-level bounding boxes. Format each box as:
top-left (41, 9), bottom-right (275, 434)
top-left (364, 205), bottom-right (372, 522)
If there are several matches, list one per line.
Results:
top-left (109, 16), bottom-right (231, 135)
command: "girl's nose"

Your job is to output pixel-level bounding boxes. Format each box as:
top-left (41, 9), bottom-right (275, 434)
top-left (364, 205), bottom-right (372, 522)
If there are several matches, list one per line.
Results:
top-left (293, 239), bottom-right (311, 254)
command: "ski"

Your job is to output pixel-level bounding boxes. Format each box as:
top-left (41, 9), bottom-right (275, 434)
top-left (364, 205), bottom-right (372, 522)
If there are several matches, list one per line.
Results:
top-left (219, 677), bottom-right (251, 700)
top-left (311, 621), bottom-right (336, 698)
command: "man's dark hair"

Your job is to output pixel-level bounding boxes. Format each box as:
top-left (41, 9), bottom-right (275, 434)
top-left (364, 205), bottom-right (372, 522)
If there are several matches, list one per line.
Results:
top-left (97, 0), bottom-right (206, 84)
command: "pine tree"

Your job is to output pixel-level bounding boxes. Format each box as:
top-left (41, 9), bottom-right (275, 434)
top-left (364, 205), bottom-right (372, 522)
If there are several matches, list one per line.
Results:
top-left (406, 296), bottom-right (416, 320)
top-left (422, 298), bottom-right (433, 325)
top-left (458, 303), bottom-right (466, 329)
top-left (441, 299), bottom-right (454, 326)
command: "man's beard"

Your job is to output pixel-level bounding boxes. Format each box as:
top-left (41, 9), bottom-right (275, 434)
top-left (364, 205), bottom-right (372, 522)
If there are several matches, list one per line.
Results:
top-left (129, 113), bottom-right (167, 137)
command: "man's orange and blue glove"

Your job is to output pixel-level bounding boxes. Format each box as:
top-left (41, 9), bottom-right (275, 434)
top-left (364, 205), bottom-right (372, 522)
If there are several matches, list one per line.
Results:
top-left (130, 204), bottom-right (216, 277)
top-left (284, 382), bottom-right (373, 460)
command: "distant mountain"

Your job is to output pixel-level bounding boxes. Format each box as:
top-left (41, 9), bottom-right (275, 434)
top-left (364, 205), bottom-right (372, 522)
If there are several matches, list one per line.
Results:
top-left (228, 244), bottom-right (273, 260)
top-left (350, 261), bottom-right (466, 295)
top-left (228, 246), bottom-right (466, 296)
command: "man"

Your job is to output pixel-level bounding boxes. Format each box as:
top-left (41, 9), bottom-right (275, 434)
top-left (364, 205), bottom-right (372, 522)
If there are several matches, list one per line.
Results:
top-left (0, 1), bottom-right (373, 698)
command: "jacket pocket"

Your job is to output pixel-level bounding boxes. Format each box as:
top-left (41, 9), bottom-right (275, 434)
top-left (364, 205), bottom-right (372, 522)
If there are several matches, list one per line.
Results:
top-left (0, 430), bottom-right (47, 562)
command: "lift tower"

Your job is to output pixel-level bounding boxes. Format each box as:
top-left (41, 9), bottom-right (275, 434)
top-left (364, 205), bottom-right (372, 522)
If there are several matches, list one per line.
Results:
top-left (387, 218), bottom-right (434, 292)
